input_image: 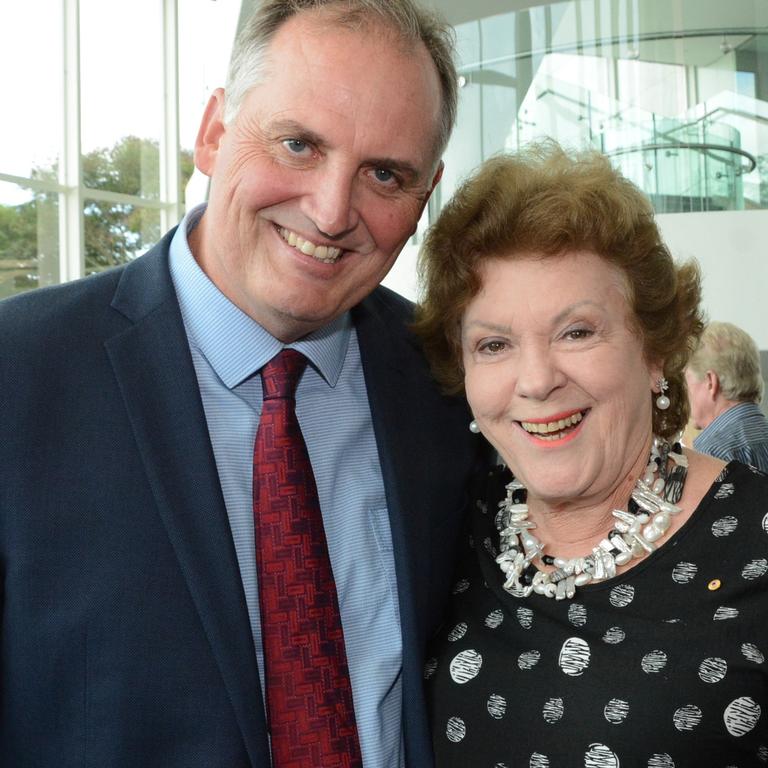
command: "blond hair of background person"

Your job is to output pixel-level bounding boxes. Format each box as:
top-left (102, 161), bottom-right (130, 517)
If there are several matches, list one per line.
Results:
top-left (685, 320), bottom-right (768, 472)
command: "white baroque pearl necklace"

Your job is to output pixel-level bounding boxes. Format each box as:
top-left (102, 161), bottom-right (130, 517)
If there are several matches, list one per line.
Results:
top-left (494, 437), bottom-right (688, 600)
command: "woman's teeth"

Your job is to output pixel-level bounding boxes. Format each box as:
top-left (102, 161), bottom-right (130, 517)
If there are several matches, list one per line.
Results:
top-left (279, 227), bottom-right (342, 263)
top-left (521, 411), bottom-right (584, 440)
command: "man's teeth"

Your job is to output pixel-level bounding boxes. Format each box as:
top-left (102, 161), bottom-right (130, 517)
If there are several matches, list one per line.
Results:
top-left (521, 411), bottom-right (584, 438)
top-left (279, 227), bottom-right (342, 263)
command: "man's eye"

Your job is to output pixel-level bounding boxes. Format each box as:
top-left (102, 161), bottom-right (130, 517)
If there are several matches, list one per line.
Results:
top-left (373, 168), bottom-right (395, 183)
top-left (283, 139), bottom-right (308, 154)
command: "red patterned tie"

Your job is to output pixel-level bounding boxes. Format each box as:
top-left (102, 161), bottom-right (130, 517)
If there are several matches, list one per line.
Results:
top-left (252, 349), bottom-right (363, 768)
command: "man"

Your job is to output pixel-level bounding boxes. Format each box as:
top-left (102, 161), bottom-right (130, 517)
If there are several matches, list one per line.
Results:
top-left (685, 320), bottom-right (768, 471)
top-left (0, 2), bottom-right (481, 766)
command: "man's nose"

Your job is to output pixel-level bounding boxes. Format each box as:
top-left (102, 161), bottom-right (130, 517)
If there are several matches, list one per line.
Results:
top-left (306, 165), bottom-right (360, 239)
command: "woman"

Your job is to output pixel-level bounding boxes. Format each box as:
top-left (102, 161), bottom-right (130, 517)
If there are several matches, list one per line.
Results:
top-left (415, 143), bottom-right (768, 767)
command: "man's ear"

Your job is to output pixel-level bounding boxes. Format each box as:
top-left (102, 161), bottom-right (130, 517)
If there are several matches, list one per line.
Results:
top-left (416, 160), bottom-right (444, 220)
top-left (706, 370), bottom-right (721, 400)
top-left (194, 88), bottom-right (227, 177)
top-left (430, 160), bottom-right (444, 191)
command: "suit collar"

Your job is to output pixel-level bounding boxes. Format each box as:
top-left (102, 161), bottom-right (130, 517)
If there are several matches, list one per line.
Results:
top-left (106, 236), bottom-right (270, 764)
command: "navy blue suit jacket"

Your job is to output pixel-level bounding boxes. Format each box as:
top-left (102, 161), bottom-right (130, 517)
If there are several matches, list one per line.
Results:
top-left (0, 229), bottom-right (480, 767)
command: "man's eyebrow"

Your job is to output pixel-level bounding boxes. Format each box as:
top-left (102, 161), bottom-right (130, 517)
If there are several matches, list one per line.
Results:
top-left (366, 156), bottom-right (421, 180)
top-left (267, 119), bottom-right (423, 180)
top-left (268, 119), bottom-right (327, 149)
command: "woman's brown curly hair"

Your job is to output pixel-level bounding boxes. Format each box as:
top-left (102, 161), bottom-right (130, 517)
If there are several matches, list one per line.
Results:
top-left (413, 141), bottom-right (704, 439)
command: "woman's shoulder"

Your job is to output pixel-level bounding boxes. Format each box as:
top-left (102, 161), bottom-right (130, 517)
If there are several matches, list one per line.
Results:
top-left (685, 449), bottom-right (768, 517)
top-left (680, 449), bottom-right (727, 508)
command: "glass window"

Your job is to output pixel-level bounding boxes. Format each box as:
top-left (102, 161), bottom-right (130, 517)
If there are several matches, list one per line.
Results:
top-left (178, 0), bottom-right (241, 206)
top-left (0, 182), bottom-right (59, 299)
top-left (449, 0), bottom-right (768, 214)
top-left (79, 0), bottom-right (164, 198)
top-left (84, 199), bottom-right (160, 275)
top-left (0, 1), bottom-right (63, 180)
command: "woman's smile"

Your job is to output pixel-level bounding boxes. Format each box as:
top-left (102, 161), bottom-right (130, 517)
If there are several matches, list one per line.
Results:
top-left (517, 408), bottom-right (588, 442)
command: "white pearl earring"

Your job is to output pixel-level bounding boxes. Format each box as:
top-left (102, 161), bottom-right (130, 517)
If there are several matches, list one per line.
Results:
top-left (469, 419), bottom-right (480, 433)
top-left (655, 377), bottom-right (670, 411)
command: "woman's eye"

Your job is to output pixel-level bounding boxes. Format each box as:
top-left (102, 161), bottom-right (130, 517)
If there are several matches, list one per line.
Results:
top-left (283, 139), bottom-right (309, 154)
top-left (478, 340), bottom-right (507, 354)
top-left (564, 328), bottom-right (593, 341)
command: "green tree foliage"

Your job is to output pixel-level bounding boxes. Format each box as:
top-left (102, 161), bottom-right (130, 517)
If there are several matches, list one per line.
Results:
top-left (0, 136), bottom-right (195, 296)
top-left (82, 136), bottom-right (193, 271)
top-left (0, 200), bottom-right (38, 265)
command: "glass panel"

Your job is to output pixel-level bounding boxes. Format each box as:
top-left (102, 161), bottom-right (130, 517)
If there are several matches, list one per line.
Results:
top-left (0, 182), bottom-right (59, 299)
top-left (84, 200), bottom-right (161, 275)
top-left (178, 0), bottom-right (242, 206)
top-left (0, 1), bottom-right (62, 179)
top-left (448, 0), bottom-right (768, 214)
top-left (82, 136), bottom-right (161, 198)
top-left (80, 0), bottom-right (164, 198)
top-left (178, 0), bottom-right (241, 149)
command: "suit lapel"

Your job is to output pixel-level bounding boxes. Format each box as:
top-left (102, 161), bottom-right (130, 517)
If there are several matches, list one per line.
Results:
top-left (354, 289), bottom-right (473, 630)
top-left (105, 238), bottom-right (269, 765)
top-left (353, 292), bottom-right (429, 625)
top-left (354, 289), bottom-right (475, 765)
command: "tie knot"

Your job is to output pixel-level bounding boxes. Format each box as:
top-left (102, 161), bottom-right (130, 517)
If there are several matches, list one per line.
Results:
top-left (261, 349), bottom-right (308, 401)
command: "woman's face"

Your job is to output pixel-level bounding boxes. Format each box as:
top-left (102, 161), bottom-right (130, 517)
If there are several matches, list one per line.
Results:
top-left (461, 251), bottom-right (661, 506)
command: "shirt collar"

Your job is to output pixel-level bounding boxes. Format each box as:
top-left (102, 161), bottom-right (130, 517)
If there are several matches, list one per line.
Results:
top-left (168, 204), bottom-right (352, 389)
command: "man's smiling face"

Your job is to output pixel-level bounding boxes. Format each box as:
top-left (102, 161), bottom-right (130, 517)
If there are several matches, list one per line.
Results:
top-left (191, 9), bottom-right (443, 341)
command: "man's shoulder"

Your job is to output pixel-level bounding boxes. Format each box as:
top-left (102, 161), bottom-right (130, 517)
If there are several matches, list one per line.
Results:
top-left (0, 266), bottom-right (125, 338)
top-left (710, 403), bottom-right (768, 444)
top-left (358, 284), bottom-right (415, 322)
top-left (0, 231), bottom-right (175, 339)
top-left (0, 234), bottom-right (178, 366)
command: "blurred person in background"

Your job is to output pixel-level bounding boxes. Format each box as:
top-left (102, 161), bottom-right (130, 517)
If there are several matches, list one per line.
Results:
top-left (686, 320), bottom-right (768, 472)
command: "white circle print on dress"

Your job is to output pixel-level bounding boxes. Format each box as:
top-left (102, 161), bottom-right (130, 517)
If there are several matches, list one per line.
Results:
top-left (673, 704), bottom-right (702, 732)
top-left (447, 622), bottom-right (468, 642)
top-left (542, 697), bottom-right (564, 724)
top-left (584, 742), bottom-right (620, 768)
top-left (647, 754), bottom-right (675, 768)
top-left (487, 693), bottom-right (507, 719)
top-left (641, 650), bottom-right (668, 674)
top-left (723, 696), bottom-right (762, 737)
top-left (698, 657), bottom-right (728, 684)
top-left (449, 649), bottom-right (482, 684)
top-left (559, 637), bottom-right (591, 676)
top-left (671, 561), bottom-right (698, 584)
top-left (445, 715), bottom-right (465, 743)
top-left (609, 584), bottom-right (635, 608)
top-left (603, 698), bottom-right (630, 724)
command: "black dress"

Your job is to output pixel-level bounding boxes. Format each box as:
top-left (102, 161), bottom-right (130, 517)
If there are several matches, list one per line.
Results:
top-left (426, 462), bottom-right (768, 768)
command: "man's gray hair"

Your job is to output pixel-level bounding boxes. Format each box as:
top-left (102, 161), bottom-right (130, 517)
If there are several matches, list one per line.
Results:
top-left (688, 321), bottom-right (765, 404)
top-left (224, 0), bottom-right (457, 161)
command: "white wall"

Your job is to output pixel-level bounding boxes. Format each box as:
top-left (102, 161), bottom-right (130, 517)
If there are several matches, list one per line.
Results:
top-left (658, 209), bottom-right (768, 349)
top-left (382, 241), bottom-right (421, 303)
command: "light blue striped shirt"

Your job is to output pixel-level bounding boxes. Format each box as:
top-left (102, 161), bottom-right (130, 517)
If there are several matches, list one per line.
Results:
top-left (694, 401), bottom-right (768, 473)
top-left (169, 204), bottom-right (404, 767)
